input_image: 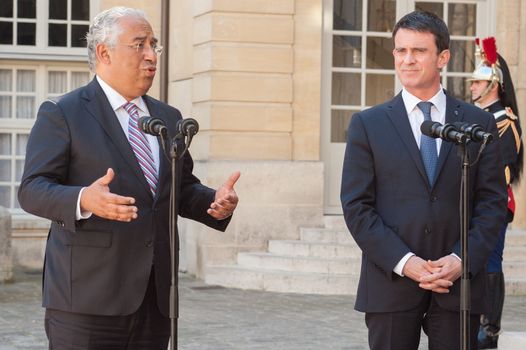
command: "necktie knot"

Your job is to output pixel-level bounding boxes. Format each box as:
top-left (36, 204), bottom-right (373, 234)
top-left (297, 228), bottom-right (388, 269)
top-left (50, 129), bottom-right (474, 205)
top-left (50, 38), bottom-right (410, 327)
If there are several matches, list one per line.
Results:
top-left (417, 101), bottom-right (433, 120)
top-left (123, 102), bottom-right (139, 120)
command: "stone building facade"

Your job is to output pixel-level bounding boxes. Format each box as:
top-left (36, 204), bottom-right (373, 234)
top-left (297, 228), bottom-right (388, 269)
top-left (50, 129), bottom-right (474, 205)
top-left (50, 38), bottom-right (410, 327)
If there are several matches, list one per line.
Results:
top-left (1, 0), bottom-right (525, 283)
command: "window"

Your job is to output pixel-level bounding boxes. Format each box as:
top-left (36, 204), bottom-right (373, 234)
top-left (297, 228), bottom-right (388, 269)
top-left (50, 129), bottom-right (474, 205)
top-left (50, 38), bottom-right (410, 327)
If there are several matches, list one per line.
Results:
top-left (48, 0), bottom-right (90, 48)
top-left (416, 1), bottom-right (477, 101)
top-left (0, 0), bottom-right (94, 57)
top-left (329, 0), bottom-right (481, 144)
top-left (0, 69), bottom-right (36, 120)
top-left (331, 0), bottom-right (396, 143)
top-left (0, 63), bottom-right (90, 210)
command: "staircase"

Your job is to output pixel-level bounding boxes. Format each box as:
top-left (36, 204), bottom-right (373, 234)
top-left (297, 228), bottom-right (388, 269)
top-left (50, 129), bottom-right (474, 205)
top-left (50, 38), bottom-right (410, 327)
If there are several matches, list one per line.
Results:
top-left (204, 216), bottom-right (526, 295)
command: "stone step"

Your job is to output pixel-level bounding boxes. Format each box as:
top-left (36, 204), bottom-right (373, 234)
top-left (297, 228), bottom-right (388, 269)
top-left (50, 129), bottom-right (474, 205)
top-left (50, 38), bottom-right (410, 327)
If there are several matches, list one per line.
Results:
top-left (268, 240), bottom-right (362, 259)
top-left (313, 221), bottom-right (526, 246)
top-left (499, 332), bottom-right (526, 350)
top-left (205, 265), bottom-right (526, 295)
top-left (323, 215), bottom-right (347, 230)
top-left (503, 246), bottom-right (526, 261)
top-left (299, 227), bottom-right (352, 243)
top-left (236, 251), bottom-right (523, 279)
top-left (506, 229), bottom-right (526, 246)
top-left (503, 262), bottom-right (526, 278)
top-left (204, 265), bottom-right (358, 295)
top-left (505, 278), bottom-right (526, 295)
top-left (237, 252), bottom-right (361, 274)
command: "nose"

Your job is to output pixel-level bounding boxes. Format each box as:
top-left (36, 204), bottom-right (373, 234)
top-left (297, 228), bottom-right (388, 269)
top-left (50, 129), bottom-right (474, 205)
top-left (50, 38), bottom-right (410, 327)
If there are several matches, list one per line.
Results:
top-left (403, 52), bottom-right (416, 64)
top-left (142, 45), bottom-right (157, 61)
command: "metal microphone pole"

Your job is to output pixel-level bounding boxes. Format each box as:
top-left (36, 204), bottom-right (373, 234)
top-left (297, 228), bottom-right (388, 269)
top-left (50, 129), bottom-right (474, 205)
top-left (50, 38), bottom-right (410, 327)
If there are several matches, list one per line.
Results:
top-left (167, 119), bottom-right (198, 350)
top-left (458, 142), bottom-right (470, 350)
top-left (169, 135), bottom-right (180, 350)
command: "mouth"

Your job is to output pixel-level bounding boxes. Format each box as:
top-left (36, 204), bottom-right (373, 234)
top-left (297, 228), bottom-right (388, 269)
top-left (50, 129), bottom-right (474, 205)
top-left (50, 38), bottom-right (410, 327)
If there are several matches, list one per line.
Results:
top-left (143, 67), bottom-right (156, 77)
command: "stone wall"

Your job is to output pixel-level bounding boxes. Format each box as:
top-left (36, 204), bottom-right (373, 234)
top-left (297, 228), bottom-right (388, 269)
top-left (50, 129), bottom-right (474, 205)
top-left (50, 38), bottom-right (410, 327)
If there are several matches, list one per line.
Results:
top-left (170, 0), bottom-right (325, 276)
top-left (0, 206), bottom-right (13, 282)
top-left (496, 0), bottom-right (526, 228)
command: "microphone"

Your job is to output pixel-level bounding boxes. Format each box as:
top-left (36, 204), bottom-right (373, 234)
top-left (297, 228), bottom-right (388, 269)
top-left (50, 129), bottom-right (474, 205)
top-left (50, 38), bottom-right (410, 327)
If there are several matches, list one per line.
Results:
top-left (177, 118), bottom-right (199, 137)
top-left (452, 122), bottom-right (494, 143)
top-left (138, 116), bottom-right (167, 136)
top-left (420, 120), bottom-right (467, 144)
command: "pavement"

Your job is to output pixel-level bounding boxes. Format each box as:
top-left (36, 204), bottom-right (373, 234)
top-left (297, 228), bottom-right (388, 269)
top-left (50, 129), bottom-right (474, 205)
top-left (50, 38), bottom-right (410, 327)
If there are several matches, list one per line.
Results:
top-left (1, 268), bottom-right (525, 350)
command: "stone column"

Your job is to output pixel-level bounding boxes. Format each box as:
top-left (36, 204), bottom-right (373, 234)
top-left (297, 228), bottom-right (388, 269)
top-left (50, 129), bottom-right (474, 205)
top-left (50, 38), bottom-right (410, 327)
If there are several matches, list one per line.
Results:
top-left (0, 206), bottom-right (13, 283)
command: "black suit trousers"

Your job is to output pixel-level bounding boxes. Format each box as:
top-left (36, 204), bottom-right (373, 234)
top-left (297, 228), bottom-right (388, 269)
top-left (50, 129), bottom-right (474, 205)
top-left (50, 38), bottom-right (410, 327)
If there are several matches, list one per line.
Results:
top-left (365, 292), bottom-right (479, 350)
top-left (45, 270), bottom-right (170, 350)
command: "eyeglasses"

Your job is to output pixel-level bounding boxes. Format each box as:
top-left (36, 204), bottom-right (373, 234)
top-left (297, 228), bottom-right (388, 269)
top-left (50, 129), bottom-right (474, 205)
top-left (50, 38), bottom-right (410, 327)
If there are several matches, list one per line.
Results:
top-left (119, 42), bottom-right (163, 56)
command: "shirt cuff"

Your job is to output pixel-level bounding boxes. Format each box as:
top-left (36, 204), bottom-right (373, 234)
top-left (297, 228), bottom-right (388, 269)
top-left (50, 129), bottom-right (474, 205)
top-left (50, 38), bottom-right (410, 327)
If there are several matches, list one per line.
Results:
top-left (394, 252), bottom-right (415, 276)
top-left (451, 252), bottom-right (461, 261)
top-left (76, 187), bottom-right (93, 221)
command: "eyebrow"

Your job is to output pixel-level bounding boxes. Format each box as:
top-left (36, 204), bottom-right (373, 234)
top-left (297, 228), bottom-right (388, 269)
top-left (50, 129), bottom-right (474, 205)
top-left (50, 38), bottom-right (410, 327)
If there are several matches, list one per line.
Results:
top-left (131, 35), bottom-right (159, 44)
top-left (394, 47), bottom-right (428, 51)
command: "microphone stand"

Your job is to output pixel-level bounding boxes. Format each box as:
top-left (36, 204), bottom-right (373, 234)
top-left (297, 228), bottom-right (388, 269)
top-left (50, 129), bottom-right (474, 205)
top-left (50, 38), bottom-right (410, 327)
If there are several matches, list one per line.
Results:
top-left (169, 136), bottom-right (179, 350)
top-left (458, 141), bottom-right (470, 350)
top-left (166, 131), bottom-right (192, 350)
top-left (457, 135), bottom-right (492, 350)
top-left (422, 121), bottom-right (492, 350)
top-left (140, 117), bottom-right (198, 350)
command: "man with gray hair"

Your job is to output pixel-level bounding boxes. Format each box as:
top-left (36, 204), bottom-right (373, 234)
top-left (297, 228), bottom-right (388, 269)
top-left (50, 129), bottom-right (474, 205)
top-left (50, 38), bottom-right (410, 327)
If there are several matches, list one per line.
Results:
top-left (18, 7), bottom-right (240, 349)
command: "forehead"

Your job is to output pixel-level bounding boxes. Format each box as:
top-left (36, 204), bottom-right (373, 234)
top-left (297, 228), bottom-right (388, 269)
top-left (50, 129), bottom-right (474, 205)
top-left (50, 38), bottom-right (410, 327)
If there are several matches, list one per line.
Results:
top-left (394, 29), bottom-right (436, 48)
top-left (117, 16), bottom-right (155, 41)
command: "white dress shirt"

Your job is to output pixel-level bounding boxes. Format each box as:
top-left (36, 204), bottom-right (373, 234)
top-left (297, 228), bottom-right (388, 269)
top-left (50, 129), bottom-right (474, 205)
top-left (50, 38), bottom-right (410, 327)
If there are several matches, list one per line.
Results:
top-left (75, 76), bottom-right (160, 220)
top-left (393, 87), bottom-right (449, 276)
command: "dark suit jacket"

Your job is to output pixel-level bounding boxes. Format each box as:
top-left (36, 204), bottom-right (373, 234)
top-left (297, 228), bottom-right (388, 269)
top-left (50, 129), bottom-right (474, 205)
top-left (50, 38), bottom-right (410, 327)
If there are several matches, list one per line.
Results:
top-left (340, 92), bottom-right (507, 314)
top-left (18, 78), bottom-right (229, 317)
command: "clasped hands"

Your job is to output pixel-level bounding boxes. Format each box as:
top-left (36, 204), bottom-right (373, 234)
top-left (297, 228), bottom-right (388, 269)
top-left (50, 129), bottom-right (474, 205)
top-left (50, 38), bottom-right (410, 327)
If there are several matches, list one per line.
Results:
top-left (80, 168), bottom-right (240, 222)
top-left (402, 255), bottom-right (461, 294)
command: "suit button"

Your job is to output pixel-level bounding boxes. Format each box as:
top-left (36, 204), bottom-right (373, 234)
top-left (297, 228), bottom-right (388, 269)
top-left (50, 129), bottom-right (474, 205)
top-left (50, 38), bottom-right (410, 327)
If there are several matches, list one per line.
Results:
top-left (145, 240), bottom-right (153, 247)
top-left (424, 228), bottom-right (431, 234)
top-left (431, 196), bottom-right (438, 202)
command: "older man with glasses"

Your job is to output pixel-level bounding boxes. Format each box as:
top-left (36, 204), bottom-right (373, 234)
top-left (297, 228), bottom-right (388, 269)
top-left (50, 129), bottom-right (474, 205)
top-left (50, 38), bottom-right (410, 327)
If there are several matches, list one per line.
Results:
top-left (18, 6), bottom-right (240, 349)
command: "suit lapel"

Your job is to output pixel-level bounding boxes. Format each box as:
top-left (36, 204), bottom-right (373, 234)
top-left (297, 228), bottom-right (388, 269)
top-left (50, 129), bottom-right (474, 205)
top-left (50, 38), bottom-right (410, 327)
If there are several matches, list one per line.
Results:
top-left (434, 92), bottom-right (465, 185)
top-left (81, 78), bottom-right (152, 198)
top-left (387, 93), bottom-right (430, 186)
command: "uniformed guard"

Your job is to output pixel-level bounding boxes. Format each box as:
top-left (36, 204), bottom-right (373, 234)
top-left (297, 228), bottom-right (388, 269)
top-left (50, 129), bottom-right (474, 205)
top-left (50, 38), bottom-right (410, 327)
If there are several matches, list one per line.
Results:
top-left (468, 37), bottom-right (523, 349)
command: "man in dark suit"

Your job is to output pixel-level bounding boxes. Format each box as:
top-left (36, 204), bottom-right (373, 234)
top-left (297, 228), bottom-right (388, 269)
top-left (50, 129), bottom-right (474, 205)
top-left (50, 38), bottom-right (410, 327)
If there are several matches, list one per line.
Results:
top-left (18, 6), bottom-right (239, 349)
top-left (340, 11), bottom-right (507, 350)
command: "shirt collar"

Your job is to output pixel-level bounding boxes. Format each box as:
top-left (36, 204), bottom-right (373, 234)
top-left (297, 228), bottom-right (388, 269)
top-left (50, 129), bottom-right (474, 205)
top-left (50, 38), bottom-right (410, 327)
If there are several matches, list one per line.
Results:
top-left (96, 75), bottom-right (147, 114)
top-left (401, 87), bottom-right (446, 117)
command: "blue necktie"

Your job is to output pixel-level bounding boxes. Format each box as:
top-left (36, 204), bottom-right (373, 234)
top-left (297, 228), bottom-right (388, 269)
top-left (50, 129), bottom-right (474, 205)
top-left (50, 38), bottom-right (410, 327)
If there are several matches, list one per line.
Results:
top-left (418, 101), bottom-right (438, 185)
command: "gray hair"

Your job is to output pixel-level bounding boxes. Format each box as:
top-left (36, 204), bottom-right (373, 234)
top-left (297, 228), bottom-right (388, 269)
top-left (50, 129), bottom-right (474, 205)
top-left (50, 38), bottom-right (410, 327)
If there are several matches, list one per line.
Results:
top-left (86, 7), bottom-right (147, 71)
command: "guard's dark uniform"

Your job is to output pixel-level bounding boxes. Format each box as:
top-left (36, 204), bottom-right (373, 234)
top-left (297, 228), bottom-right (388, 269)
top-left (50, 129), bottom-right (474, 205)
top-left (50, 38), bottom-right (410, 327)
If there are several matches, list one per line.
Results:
top-left (483, 101), bottom-right (522, 272)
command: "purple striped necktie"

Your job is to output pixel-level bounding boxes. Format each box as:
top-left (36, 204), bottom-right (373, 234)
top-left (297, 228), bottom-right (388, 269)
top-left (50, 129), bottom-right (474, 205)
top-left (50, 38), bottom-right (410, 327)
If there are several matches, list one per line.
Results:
top-left (123, 102), bottom-right (158, 195)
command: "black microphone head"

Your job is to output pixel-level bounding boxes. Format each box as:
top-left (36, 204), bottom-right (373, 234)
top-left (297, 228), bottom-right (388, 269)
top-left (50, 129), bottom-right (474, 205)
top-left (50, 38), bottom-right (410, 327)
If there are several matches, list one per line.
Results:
top-left (452, 122), bottom-right (469, 132)
top-left (420, 120), bottom-right (436, 136)
top-left (137, 116), bottom-right (151, 133)
top-left (177, 118), bottom-right (199, 136)
top-left (138, 116), bottom-right (166, 136)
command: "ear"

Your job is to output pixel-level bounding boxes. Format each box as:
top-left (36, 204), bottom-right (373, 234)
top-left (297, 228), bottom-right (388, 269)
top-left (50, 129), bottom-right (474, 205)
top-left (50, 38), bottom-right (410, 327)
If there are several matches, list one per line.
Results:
top-left (490, 81), bottom-right (500, 93)
top-left (437, 49), bottom-right (450, 69)
top-left (95, 43), bottom-right (111, 66)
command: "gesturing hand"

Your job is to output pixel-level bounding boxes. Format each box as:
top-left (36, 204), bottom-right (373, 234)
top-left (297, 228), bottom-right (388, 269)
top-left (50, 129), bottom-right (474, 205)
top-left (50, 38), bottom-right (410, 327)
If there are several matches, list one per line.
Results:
top-left (208, 171), bottom-right (240, 220)
top-left (80, 168), bottom-right (138, 222)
